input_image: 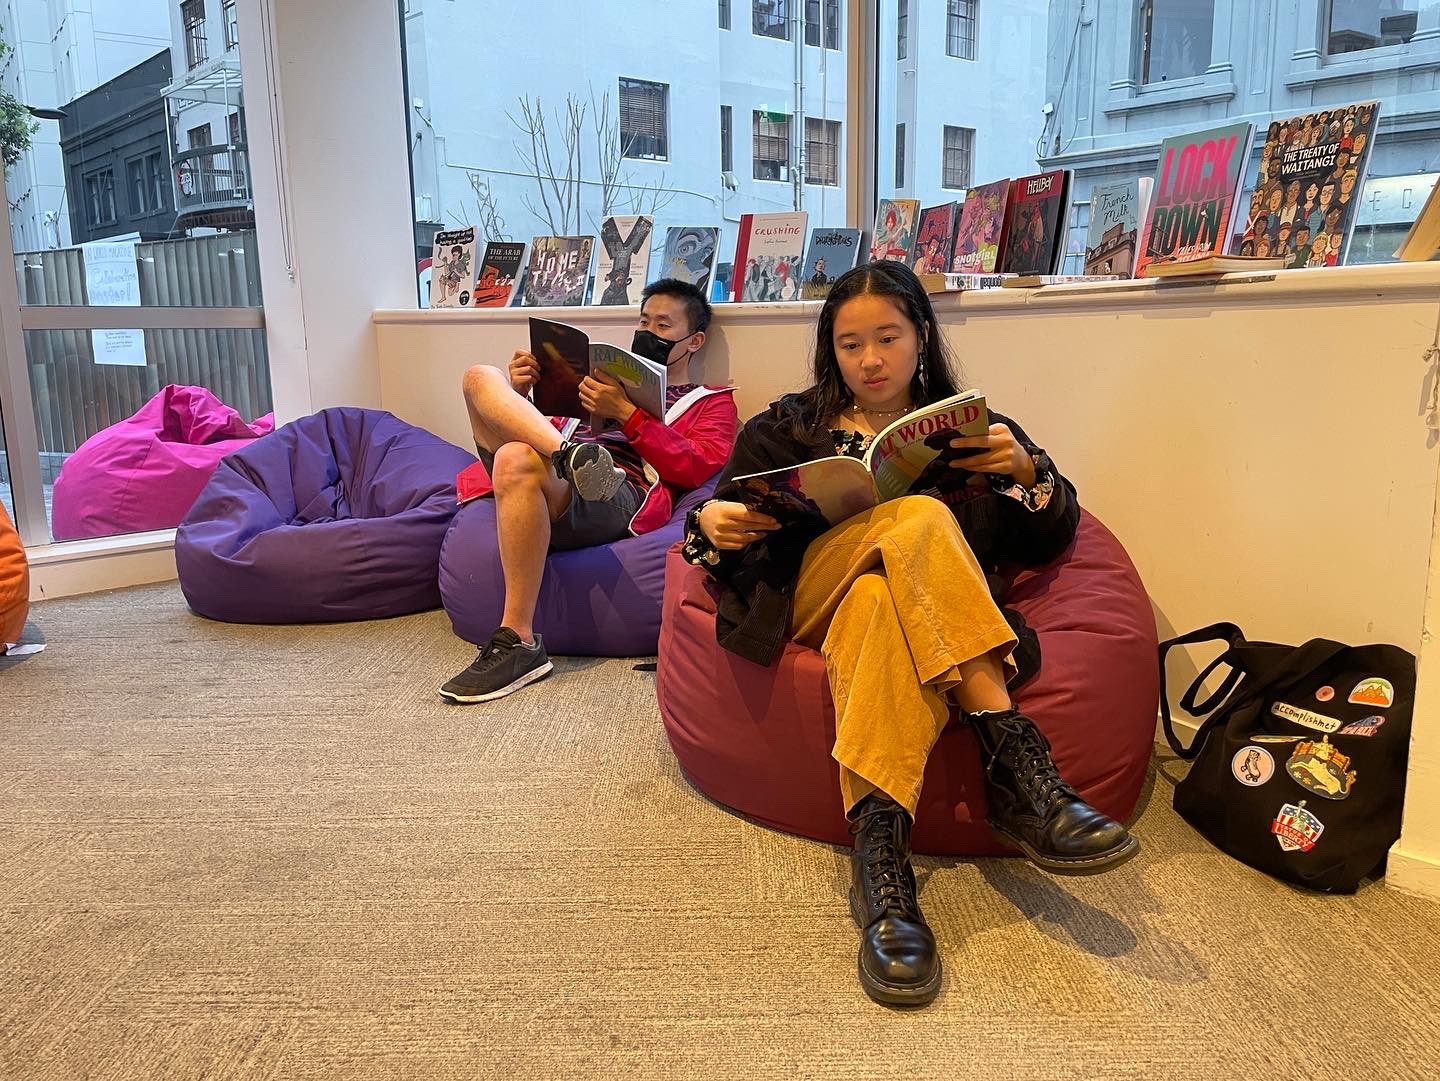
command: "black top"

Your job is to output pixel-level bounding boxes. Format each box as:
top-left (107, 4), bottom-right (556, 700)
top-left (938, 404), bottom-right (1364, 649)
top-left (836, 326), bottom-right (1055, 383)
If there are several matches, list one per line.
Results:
top-left (689, 393), bottom-right (1080, 670)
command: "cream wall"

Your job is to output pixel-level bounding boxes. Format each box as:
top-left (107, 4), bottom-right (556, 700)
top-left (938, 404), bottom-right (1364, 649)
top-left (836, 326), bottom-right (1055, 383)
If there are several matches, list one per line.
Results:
top-left (375, 263), bottom-right (1440, 898)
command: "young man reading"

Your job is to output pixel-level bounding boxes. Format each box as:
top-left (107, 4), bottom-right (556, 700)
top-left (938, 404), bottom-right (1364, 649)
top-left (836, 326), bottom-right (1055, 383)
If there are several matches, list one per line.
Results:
top-left (440, 278), bottom-right (737, 703)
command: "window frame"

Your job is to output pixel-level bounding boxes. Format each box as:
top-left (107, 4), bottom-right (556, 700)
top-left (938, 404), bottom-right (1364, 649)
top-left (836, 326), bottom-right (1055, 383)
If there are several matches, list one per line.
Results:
top-left (804, 116), bottom-right (841, 186)
top-left (83, 167), bottom-right (118, 228)
top-left (804, 0), bottom-right (841, 49)
top-left (941, 124), bottom-right (974, 190)
top-left (894, 121), bottom-right (905, 188)
top-left (721, 104), bottom-right (734, 173)
top-left (618, 77), bottom-right (670, 162)
top-left (945, 0), bottom-right (977, 61)
top-left (1137, 0), bottom-right (1215, 86)
top-left (897, 0), bottom-right (908, 61)
top-left (126, 155), bottom-right (150, 216)
top-left (223, 0), bottom-right (240, 51)
top-left (753, 0), bottom-right (792, 41)
top-left (1325, 0), bottom-right (1419, 56)
top-left (182, 0), bottom-right (209, 70)
top-left (752, 109), bottom-right (792, 182)
top-left (720, 0), bottom-right (732, 30)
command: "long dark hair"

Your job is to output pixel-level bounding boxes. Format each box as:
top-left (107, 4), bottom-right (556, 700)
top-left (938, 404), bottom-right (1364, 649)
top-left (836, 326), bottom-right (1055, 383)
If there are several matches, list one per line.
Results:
top-left (781, 260), bottom-right (964, 440)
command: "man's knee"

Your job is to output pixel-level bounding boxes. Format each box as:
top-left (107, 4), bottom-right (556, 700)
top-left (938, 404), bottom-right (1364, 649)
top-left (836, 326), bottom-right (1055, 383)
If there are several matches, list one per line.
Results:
top-left (491, 441), bottom-right (549, 490)
top-left (462, 363), bottom-right (508, 403)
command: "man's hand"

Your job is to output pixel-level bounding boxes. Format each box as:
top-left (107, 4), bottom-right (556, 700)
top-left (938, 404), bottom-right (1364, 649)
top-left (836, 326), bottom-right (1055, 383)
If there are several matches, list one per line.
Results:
top-left (507, 350), bottom-right (540, 395)
top-left (579, 369), bottom-right (638, 425)
top-left (697, 500), bottom-right (781, 550)
top-left (947, 423), bottom-right (1036, 487)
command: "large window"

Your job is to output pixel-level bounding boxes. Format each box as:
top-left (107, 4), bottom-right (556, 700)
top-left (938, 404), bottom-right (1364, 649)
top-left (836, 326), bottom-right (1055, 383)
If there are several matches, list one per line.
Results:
top-left (946, 0), bottom-right (977, 61)
top-left (805, 0), bottom-right (841, 49)
top-left (1139, 0), bottom-right (1213, 84)
top-left (223, 0), bottom-right (239, 51)
top-left (619, 78), bottom-right (668, 160)
top-left (753, 111), bottom-right (791, 181)
top-left (83, 169), bottom-right (117, 227)
top-left (942, 125), bottom-right (974, 190)
top-left (182, 0), bottom-right (209, 70)
top-left (754, 0), bottom-right (791, 41)
top-left (805, 118), bottom-right (840, 186)
top-left (1328, 1), bottom-right (1419, 54)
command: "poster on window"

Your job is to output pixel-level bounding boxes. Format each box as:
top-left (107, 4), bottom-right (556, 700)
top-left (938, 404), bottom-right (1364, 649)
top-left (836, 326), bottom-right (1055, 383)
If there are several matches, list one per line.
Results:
top-left (82, 240), bottom-right (147, 367)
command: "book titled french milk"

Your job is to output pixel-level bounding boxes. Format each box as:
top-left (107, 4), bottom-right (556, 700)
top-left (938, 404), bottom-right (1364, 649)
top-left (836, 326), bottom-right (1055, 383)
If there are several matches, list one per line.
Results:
top-left (1084, 179), bottom-right (1152, 277)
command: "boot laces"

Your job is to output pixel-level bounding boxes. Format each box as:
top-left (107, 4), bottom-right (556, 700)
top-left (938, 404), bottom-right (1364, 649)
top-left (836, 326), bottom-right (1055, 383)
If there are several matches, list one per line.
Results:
top-left (987, 716), bottom-right (1077, 813)
top-left (850, 812), bottom-right (918, 920)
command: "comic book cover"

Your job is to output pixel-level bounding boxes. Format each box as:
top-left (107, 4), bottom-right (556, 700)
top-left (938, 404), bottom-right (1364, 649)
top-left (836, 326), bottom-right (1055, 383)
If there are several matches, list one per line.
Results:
top-left (1135, 121), bottom-right (1253, 276)
top-left (657, 226), bottom-right (721, 295)
top-left (998, 171), bottom-right (1071, 276)
top-left (521, 235), bottom-right (595, 307)
top-left (910, 202), bottom-right (959, 274)
top-left (799, 228), bottom-right (862, 299)
top-left (592, 216), bottom-right (654, 305)
top-left (1084, 179), bottom-right (1152, 277)
top-left (528, 317), bottom-right (666, 428)
top-left (868, 198), bottom-right (920, 263)
top-left (733, 212), bottom-right (809, 301)
top-left (429, 226), bottom-right (478, 308)
top-left (950, 179), bottom-right (1011, 273)
top-left (1229, 101), bottom-right (1381, 268)
top-left (471, 241), bottom-right (526, 308)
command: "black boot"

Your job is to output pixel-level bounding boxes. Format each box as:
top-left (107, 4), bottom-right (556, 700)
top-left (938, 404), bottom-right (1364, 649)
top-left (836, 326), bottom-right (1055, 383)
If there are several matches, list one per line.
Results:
top-left (847, 795), bottom-right (941, 1006)
top-left (970, 709), bottom-right (1139, 875)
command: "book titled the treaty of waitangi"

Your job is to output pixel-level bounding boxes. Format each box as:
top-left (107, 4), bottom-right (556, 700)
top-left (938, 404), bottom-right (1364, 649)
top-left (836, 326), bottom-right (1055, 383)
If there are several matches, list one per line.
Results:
top-left (527, 317), bottom-right (666, 433)
top-left (869, 198), bottom-right (921, 263)
top-left (734, 211), bottom-right (809, 301)
top-left (592, 216), bottom-right (654, 305)
top-left (998, 171), bottom-right (1071, 276)
top-left (471, 241), bottom-right (526, 308)
top-left (910, 202), bottom-right (960, 274)
top-left (1135, 121), bottom-right (1253, 277)
top-left (429, 226), bottom-right (478, 308)
top-left (1230, 101), bottom-right (1380, 268)
top-left (731, 391), bottom-right (989, 530)
top-left (800, 228), bottom-right (863, 299)
top-left (951, 179), bottom-right (1011, 273)
top-left (521, 235), bottom-right (595, 307)
top-left (1084, 179), bottom-right (1153, 277)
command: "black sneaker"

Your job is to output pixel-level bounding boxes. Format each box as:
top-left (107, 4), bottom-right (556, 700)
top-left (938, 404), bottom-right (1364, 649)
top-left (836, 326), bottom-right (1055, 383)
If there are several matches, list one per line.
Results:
top-left (552, 441), bottom-right (626, 502)
top-left (439, 628), bottom-right (553, 703)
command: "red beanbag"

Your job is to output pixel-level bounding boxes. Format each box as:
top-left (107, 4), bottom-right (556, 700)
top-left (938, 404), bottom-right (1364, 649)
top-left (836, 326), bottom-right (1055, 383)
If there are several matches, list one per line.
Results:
top-left (657, 511), bottom-right (1159, 856)
top-left (0, 501), bottom-right (29, 645)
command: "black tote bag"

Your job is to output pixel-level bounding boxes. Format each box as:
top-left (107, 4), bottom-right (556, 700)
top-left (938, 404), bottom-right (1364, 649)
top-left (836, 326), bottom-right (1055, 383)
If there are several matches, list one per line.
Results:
top-left (1159, 622), bottom-right (1415, 894)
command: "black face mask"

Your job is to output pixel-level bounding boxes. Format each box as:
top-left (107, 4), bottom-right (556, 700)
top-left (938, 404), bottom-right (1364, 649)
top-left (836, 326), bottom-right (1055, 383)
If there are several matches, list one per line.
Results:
top-left (631, 328), bottom-right (689, 367)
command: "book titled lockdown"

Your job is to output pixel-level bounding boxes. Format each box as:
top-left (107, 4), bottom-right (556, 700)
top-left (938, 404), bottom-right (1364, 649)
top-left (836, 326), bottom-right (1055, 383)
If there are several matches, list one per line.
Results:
top-left (731, 391), bottom-right (989, 530)
top-left (528, 317), bottom-right (666, 432)
top-left (1135, 122), bottom-right (1253, 277)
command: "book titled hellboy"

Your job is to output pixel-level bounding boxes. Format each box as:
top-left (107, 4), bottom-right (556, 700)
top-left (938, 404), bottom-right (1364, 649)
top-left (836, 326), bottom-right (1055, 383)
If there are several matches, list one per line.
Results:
top-left (731, 391), bottom-right (989, 531)
top-left (799, 227), bottom-right (862, 299)
top-left (471, 241), bottom-right (526, 308)
top-left (1135, 122), bottom-right (1253, 277)
top-left (733, 211), bottom-right (809, 301)
top-left (998, 171), bottom-right (1070, 276)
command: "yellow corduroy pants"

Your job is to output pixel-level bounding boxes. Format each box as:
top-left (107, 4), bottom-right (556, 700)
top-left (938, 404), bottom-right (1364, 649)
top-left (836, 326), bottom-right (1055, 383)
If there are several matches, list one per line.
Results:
top-left (790, 495), bottom-right (1018, 818)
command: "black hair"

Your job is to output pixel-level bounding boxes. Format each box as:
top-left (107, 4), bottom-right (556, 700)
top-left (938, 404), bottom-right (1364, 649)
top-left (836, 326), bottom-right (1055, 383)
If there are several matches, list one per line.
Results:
top-left (641, 277), bottom-right (713, 335)
top-left (781, 260), bottom-right (964, 441)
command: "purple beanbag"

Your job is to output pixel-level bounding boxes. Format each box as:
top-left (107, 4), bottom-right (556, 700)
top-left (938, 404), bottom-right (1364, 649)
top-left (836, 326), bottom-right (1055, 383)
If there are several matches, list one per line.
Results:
top-left (657, 511), bottom-right (1160, 857)
top-left (50, 384), bottom-right (274, 541)
top-left (176, 408), bottom-right (476, 623)
top-left (439, 479), bottom-right (718, 656)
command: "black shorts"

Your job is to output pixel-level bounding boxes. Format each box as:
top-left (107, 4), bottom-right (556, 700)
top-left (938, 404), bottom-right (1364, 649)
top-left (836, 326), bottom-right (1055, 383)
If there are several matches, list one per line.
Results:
top-left (476, 445), bottom-right (646, 551)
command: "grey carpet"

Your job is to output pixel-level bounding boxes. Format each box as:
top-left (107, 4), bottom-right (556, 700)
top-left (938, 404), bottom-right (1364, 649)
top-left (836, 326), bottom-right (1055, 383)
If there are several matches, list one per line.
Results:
top-left (1, 582), bottom-right (1437, 1080)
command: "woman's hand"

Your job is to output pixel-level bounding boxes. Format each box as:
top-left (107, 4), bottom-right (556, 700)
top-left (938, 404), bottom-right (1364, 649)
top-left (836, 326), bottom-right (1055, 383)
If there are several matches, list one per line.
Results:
top-left (698, 500), bottom-right (781, 550)
top-left (947, 423), bottom-right (1036, 487)
top-left (579, 370), bottom-right (637, 425)
top-left (508, 350), bottom-right (540, 395)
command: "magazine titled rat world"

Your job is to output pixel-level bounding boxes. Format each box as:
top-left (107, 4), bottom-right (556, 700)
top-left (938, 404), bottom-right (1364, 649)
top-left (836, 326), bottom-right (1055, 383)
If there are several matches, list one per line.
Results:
top-left (732, 390), bottom-right (989, 529)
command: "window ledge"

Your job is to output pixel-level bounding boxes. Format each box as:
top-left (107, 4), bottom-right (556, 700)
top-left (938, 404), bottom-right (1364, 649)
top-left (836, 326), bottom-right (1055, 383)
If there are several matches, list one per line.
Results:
top-left (1104, 79), bottom-right (1238, 117)
top-left (1285, 42), bottom-right (1440, 89)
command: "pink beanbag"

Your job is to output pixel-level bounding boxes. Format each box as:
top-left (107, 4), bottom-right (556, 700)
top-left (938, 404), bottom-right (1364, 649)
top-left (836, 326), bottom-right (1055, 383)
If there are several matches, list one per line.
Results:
top-left (657, 511), bottom-right (1159, 856)
top-left (51, 385), bottom-right (273, 541)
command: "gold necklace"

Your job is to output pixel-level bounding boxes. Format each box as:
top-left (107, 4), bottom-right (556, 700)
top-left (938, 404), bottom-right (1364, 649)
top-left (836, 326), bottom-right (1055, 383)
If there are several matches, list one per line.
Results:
top-left (852, 402), bottom-right (912, 419)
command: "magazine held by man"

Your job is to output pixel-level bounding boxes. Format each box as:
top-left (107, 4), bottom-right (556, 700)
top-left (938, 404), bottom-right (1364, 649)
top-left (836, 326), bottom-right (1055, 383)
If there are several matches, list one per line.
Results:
top-left (527, 317), bottom-right (666, 432)
top-left (731, 390), bottom-right (989, 529)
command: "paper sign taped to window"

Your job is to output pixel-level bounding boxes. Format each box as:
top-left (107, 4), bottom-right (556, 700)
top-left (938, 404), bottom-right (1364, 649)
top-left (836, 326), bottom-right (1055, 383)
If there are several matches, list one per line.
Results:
top-left (91, 328), bottom-right (146, 366)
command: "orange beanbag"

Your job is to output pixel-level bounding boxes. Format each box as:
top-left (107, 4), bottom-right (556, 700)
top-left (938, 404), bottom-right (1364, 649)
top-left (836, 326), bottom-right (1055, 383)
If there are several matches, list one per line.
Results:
top-left (0, 501), bottom-right (30, 645)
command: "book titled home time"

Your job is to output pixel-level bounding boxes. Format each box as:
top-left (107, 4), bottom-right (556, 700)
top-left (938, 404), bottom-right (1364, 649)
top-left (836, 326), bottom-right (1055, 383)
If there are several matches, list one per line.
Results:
top-left (527, 317), bottom-right (666, 433)
top-left (1135, 121), bottom-right (1253, 277)
top-left (1229, 100), bottom-right (1381, 268)
top-left (951, 179), bottom-right (1011, 273)
top-left (998, 171), bottom-right (1070, 275)
top-left (471, 241), bottom-right (526, 308)
top-left (799, 227), bottom-right (863, 299)
top-left (658, 226), bottom-right (721, 296)
top-left (733, 211), bottom-right (809, 301)
top-left (592, 215), bottom-right (654, 305)
top-left (731, 391), bottom-right (989, 530)
top-left (429, 226), bottom-right (478, 308)
top-left (521, 235), bottom-right (595, 307)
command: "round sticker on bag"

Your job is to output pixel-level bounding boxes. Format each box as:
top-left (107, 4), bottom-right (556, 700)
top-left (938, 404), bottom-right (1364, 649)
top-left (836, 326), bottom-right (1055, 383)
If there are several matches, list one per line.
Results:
top-left (1232, 746), bottom-right (1276, 786)
top-left (1315, 686), bottom-right (1335, 702)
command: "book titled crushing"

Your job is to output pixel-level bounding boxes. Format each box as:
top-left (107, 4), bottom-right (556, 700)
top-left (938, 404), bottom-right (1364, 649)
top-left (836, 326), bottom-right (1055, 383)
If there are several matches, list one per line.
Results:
top-left (732, 391), bottom-right (989, 529)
